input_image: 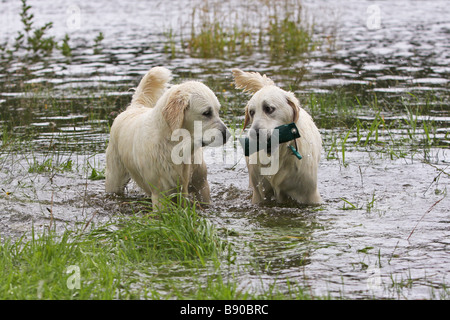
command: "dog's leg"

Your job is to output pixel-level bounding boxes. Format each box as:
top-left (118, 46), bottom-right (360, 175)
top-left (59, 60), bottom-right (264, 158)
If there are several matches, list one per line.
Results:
top-left (309, 190), bottom-right (323, 204)
top-left (251, 190), bottom-right (262, 204)
top-left (287, 184), bottom-right (322, 205)
top-left (301, 189), bottom-right (323, 205)
top-left (248, 165), bottom-right (263, 204)
top-left (274, 189), bottom-right (289, 203)
top-left (151, 192), bottom-right (161, 211)
top-left (249, 176), bottom-right (266, 204)
top-left (258, 178), bottom-right (274, 203)
top-left (198, 181), bottom-right (211, 205)
top-left (189, 162), bottom-right (211, 205)
top-left (105, 148), bottom-right (130, 195)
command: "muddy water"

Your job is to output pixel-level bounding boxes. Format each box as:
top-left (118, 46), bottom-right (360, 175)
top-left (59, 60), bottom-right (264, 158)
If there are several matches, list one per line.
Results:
top-left (0, 0), bottom-right (449, 299)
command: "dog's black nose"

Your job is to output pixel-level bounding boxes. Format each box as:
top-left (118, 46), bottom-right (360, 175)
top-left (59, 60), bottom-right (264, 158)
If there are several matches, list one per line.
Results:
top-left (202, 124), bottom-right (230, 147)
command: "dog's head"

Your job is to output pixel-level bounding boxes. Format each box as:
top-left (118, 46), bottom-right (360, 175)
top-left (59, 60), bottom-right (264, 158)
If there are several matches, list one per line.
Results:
top-left (162, 81), bottom-right (230, 147)
top-left (232, 68), bottom-right (300, 141)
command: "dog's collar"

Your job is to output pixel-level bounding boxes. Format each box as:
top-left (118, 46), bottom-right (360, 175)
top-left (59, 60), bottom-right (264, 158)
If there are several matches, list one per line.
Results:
top-left (239, 122), bottom-right (302, 160)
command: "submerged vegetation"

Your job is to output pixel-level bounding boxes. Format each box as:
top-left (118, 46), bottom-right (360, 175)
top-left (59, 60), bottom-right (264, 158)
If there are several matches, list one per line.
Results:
top-left (0, 195), bottom-right (319, 299)
top-left (305, 90), bottom-right (449, 166)
top-left (0, 197), bottom-right (219, 299)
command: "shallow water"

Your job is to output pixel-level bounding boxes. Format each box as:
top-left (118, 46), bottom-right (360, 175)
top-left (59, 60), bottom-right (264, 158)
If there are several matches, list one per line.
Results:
top-left (0, 0), bottom-right (449, 299)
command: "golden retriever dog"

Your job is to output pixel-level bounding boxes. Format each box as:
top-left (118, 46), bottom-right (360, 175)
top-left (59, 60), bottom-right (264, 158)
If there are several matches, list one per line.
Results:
top-left (105, 66), bottom-right (230, 207)
top-left (232, 68), bottom-right (322, 205)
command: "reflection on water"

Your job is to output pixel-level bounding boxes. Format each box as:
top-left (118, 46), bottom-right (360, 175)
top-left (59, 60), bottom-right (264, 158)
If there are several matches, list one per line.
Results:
top-left (0, 0), bottom-right (449, 299)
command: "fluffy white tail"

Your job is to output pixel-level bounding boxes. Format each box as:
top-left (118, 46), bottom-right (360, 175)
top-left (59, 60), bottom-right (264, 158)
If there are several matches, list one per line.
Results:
top-left (232, 68), bottom-right (275, 93)
top-left (130, 67), bottom-right (172, 108)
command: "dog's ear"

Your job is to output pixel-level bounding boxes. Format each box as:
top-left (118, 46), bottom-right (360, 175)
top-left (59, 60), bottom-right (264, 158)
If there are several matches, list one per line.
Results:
top-left (232, 68), bottom-right (275, 94)
top-left (162, 87), bottom-right (190, 131)
top-left (286, 94), bottom-right (300, 123)
top-left (243, 106), bottom-right (250, 129)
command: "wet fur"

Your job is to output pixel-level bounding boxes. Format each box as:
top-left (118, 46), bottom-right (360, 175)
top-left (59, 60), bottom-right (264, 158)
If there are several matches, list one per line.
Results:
top-left (232, 68), bottom-right (322, 205)
top-left (106, 67), bottom-right (228, 207)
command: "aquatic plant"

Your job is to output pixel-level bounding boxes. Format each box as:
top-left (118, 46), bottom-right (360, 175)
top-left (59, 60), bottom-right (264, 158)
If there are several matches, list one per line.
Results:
top-left (15, 0), bottom-right (57, 56)
top-left (187, 5), bottom-right (253, 58)
top-left (0, 0), bottom-right (448, 301)
top-left (27, 157), bottom-right (73, 174)
top-left (93, 32), bottom-right (105, 55)
top-left (0, 193), bottom-right (224, 299)
top-left (312, 89), bottom-right (447, 165)
top-left (0, 191), bottom-right (321, 299)
top-left (12, 0), bottom-right (70, 58)
top-left (266, 0), bottom-right (315, 58)
top-left (170, 0), bottom-right (317, 60)
top-left (58, 34), bottom-right (72, 58)
top-left (0, 0), bottom-right (106, 63)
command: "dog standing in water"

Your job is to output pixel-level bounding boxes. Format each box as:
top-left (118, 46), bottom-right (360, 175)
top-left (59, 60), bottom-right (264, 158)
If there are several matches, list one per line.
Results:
top-left (106, 67), bottom-right (230, 208)
top-left (232, 68), bottom-right (322, 205)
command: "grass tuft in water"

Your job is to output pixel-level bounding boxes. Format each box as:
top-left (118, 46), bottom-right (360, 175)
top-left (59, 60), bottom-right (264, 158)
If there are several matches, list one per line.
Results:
top-left (1, 0), bottom-right (105, 63)
top-left (97, 196), bottom-right (227, 265)
top-left (28, 157), bottom-right (73, 174)
top-left (0, 191), bottom-right (325, 299)
top-left (0, 194), bottom-right (226, 299)
top-left (93, 32), bottom-right (105, 55)
top-left (169, 0), bottom-right (317, 60)
top-left (16, 0), bottom-right (57, 57)
top-left (187, 5), bottom-right (253, 58)
top-left (313, 90), bottom-right (448, 164)
top-left (266, 0), bottom-right (315, 58)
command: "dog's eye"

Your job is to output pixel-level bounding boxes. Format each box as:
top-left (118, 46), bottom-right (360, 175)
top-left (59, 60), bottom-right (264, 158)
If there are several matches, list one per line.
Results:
top-left (262, 102), bottom-right (275, 115)
top-left (249, 110), bottom-right (255, 117)
top-left (202, 109), bottom-right (212, 117)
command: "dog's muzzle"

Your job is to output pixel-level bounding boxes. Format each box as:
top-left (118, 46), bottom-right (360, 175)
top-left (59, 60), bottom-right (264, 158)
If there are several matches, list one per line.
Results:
top-left (202, 124), bottom-right (231, 147)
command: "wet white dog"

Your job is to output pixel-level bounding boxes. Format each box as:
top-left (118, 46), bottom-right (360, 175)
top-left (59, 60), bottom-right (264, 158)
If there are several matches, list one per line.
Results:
top-left (232, 68), bottom-right (322, 205)
top-left (105, 66), bottom-right (229, 207)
